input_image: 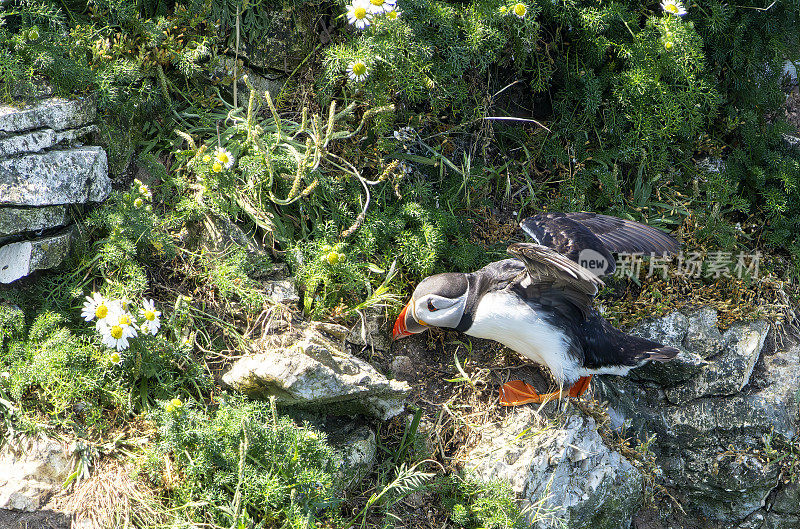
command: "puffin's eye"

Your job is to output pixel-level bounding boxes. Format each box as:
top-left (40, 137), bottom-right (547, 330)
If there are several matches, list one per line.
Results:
top-left (427, 299), bottom-right (438, 312)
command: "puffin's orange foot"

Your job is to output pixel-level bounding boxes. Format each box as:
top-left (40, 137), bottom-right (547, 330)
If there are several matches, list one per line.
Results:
top-left (499, 376), bottom-right (593, 406)
top-left (568, 375), bottom-right (593, 398)
top-left (499, 380), bottom-right (566, 406)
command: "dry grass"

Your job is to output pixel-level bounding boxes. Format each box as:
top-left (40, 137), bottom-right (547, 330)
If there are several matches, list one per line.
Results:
top-left (55, 458), bottom-right (166, 529)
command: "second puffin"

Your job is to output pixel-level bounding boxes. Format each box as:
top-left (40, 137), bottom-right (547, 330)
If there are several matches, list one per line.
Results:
top-left (392, 212), bottom-right (681, 405)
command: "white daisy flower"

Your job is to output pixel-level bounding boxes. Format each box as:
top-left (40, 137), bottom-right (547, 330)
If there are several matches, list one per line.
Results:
top-left (367, 0), bottom-right (396, 15)
top-left (661, 0), bottom-right (687, 16)
top-left (513, 2), bottom-right (527, 18)
top-left (140, 299), bottom-right (161, 336)
top-left (82, 292), bottom-right (109, 322)
top-left (346, 0), bottom-right (372, 29)
top-left (347, 60), bottom-right (369, 83)
top-left (99, 313), bottom-right (137, 351)
top-left (214, 147), bottom-right (235, 169)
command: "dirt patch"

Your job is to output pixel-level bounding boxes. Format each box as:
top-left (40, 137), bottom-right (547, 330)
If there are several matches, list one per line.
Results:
top-left (0, 509), bottom-right (71, 529)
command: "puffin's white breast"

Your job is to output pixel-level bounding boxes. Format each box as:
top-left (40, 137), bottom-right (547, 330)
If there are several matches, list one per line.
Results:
top-left (464, 290), bottom-right (580, 383)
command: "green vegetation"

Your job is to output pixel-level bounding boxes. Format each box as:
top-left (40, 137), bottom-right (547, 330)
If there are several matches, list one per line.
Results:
top-left (144, 396), bottom-right (339, 528)
top-left (436, 474), bottom-right (530, 529)
top-left (0, 0), bottom-right (798, 527)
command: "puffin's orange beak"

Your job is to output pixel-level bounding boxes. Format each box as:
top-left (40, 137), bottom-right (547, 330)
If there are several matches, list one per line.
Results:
top-left (393, 303), bottom-right (414, 340)
top-left (392, 300), bottom-right (426, 340)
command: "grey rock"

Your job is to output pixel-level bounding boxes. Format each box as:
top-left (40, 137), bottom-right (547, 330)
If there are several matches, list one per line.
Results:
top-left (684, 307), bottom-right (726, 358)
top-left (738, 511), bottom-right (766, 529)
top-left (784, 59), bottom-right (798, 84)
top-left (329, 423), bottom-right (377, 493)
top-left (0, 229), bottom-right (73, 283)
top-left (597, 308), bottom-right (800, 522)
top-left (628, 309), bottom-right (717, 385)
top-left (0, 206), bottom-right (70, 237)
top-left (29, 229), bottom-right (73, 272)
top-left (263, 278), bottom-right (299, 305)
top-left (347, 308), bottom-right (392, 353)
top-left (215, 58), bottom-right (286, 101)
top-left (770, 483), bottom-right (800, 515)
top-left (389, 355), bottom-right (414, 378)
top-left (664, 321), bottom-right (769, 404)
top-left (0, 147), bottom-right (110, 206)
top-left (0, 125), bottom-right (97, 158)
top-left (783, 134), bottom-right (800, 152)
top-left (630, 310), bottom-right (689, 348)
top-left (764, 512), bottom-right (800, 529)
top-left (630, 348), bottom-right (707, 386)
top-left (222, 327), bottom-right (409, 420)
top-left (0, 98), bottom-right (95, 133)
top-left (0, 435), bottom-right (72, 511)
top-left (696, 157), bottom-right (726, 174)
top-left (469, 407), bottom-right (643, 529)
top-left (234, 12), bottom-right (318, 73)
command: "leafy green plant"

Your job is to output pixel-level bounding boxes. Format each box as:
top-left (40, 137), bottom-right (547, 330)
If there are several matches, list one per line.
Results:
top-left (144, 395), bottom-right (340, 529)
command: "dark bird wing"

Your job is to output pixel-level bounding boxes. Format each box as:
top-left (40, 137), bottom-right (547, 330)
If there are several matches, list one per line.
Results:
top-left (507, 243), bottom-right (604, 297)
top-left (519, 212), bottom-right (680, 276)
top-left (507, 242), bottom-right (604, 320)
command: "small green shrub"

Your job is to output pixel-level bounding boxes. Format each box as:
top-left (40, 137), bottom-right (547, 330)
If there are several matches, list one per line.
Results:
top-left (1, 310), bottom-right (124, 427)
top-left (436, 473), bottom-right (529, 529)
top-left (81, 179), bottom-right (175, 296)
top-left (144, 396), bottom-right (339, 529)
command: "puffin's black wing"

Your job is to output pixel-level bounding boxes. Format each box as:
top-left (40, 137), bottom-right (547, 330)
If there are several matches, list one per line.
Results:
top-left (520, 212), bottom-right (680, 276)
top-left (507, 242), bottom-right (604, 297)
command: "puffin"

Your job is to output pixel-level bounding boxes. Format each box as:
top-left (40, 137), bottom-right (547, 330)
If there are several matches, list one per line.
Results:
top-left (392, 212), bottom-right (681, 405)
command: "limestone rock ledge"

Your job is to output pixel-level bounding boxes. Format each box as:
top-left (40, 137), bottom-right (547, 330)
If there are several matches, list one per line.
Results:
top-left (598, 308), bottom-right (800, 525)
top-left (0, 97), bottom-right (109, 283)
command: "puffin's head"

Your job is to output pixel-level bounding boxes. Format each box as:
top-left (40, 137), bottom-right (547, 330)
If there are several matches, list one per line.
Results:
top-left (393, 273), bottom-right (468, 340)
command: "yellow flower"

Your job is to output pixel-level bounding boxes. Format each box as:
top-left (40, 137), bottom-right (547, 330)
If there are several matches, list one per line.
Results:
top-left (212, 161), bottom-right (223, 173)
top-left (202, 154), bottom-right (212, 163)
top-left (513, 3), bottom-right (527, 18)
top-left (665, 41), bottom-right (674, 50)
top-left (134, 197), bottom-right (144, 208)
top-left (110, 352), bottom-right (122, 365)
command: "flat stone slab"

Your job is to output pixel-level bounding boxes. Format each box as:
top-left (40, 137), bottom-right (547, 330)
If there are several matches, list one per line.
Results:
top-left (0, 98), bottom-right (95, 134)
top-left (0, 205), bottom-right (69, 237)
top-left (0, 229), bottom-right (73, 283)
top-left (0, 147), bottom-right (109, 206)
top-left (0, 125), bottom-right (97, 158)
top-left (223, 327), bottom-right (410, 420)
